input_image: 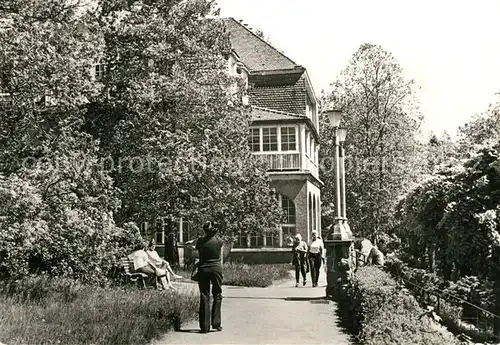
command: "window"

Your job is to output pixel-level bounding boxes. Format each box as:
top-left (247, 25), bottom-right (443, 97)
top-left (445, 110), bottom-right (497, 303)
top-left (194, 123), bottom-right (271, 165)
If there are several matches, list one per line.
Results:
top-left (308, 193), bottom-right (313, 235)
top-left (248, 128), bottom-right (260, 152)
top-left (312, 196), bottom-right (317, 232)
top-left (265, 229), bottom-right (280, 248)
top-left (250, 232), bottom-right (264, 247)
top-left (181, 220), bottom-right (192, 243)
top-left (306, 96), bottom-right (313, 119)
top-left (234, 231), bottom-right (248, 248)
top-left (93, 57), bottom-right (105, 81)
top-left (281, 127), bottom-right (296, 151)
top-left (262, 128), bottom-right (278, 151)
top-left (305, 131), bottom-right (310, 156)
top-left (139, 222), bottom-right (148, 236)
top-left (282, 195), bottom-right (296, 224)
top-left (155, 220), bottom-right (164, 244)
top-left (282, 226), bottom-right (296, 246)
top-left (280, 194), bottom-right (296, 247)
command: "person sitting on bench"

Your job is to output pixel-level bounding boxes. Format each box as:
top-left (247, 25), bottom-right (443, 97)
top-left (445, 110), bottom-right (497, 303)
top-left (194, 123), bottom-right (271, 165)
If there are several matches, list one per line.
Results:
top-left (146, 240), bottom-right (183, 281)
top-left (128, 241), bottom-right (175, 290)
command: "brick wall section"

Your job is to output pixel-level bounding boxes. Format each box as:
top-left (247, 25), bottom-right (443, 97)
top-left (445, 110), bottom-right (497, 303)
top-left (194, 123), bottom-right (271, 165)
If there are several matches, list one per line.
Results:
top-left (270, 178), bottom-right (309, 241)
top-left (249, 75), bottom-right (306, 115)
top-left (293, 183), bottom-right (309, 241)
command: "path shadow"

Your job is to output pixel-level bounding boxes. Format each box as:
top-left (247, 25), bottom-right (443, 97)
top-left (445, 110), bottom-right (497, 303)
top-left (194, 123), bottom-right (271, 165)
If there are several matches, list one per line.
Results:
top-left (176, 329), bottom-right (200, 334)
top-left (177, 328), bottom-right (222, 334)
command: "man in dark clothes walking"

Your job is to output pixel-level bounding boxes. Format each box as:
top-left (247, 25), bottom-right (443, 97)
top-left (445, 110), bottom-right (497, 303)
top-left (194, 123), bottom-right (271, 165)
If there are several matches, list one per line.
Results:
top-left (195, 221), bottom-right (224, 333)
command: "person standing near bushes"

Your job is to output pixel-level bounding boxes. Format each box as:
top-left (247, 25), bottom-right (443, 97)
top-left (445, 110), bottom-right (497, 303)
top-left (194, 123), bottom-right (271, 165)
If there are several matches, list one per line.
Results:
top-left (307, 230), bottom-right (324, 287)
top-left (195, 221), bottom-right (224, 333)
top-left (292, 233), bottom-right (308, 287)
top-left (366, 245), bottom-right (385, 266)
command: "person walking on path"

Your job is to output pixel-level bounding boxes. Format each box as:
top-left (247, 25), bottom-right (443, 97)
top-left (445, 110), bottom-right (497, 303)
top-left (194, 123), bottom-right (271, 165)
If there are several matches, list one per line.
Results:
top-left (292, 234), bottom-right (308, 287)
top-left (195, 221), bottom-right (224, 333)
top-left (307, 230), bottom-right (324, 287)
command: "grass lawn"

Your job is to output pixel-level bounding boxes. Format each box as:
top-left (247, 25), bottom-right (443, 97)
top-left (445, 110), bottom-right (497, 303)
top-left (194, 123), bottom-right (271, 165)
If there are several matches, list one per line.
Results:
top-left (179, 263), bottom-right (292, 287)
top-left (0, 276), bottom-right (198, 345)
top-left (0, 264), bottom-right (291, 344)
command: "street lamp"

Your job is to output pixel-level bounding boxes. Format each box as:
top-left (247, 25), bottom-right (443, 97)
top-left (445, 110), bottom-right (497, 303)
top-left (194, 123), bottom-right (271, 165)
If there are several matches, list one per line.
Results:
top-left (326, 109), bottom-right (343, 128)
top-left (337, 127), bottom-right (347, 143)
top-left (323, 110), bottom-right (354, 299)
top-left (325, 109), bottom-right (342, 221)
top-left (338, 127), bottom-right (347, 219)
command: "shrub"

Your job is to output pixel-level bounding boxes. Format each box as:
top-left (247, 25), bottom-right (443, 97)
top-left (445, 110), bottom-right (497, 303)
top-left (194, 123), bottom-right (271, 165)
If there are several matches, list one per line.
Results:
top-left (0, 173), bottom-right (143, 284)
top-left (384, 255), bottom-right (498, 342)
top-left (0, 276), bottom-right (198, 345)
top-left (339, 266), bottom-right (459, 345)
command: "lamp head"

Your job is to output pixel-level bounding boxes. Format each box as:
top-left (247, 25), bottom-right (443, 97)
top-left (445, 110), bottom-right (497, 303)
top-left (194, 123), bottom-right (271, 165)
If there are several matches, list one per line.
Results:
top-left (337, 127), bottom-right (347, 143)
top-left (325, 109), bottom-right (343, 128)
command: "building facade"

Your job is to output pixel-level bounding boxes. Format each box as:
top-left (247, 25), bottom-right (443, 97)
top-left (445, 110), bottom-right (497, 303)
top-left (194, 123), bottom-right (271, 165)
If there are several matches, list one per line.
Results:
top-left (149, 18), bottom-right (323, 264)
top-left (223, 18), bottom-right (322, 263)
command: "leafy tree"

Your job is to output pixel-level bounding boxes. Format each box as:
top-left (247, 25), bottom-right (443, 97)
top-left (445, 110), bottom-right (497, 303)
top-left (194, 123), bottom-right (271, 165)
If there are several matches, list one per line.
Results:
top-left (88, 0), bottom-right (283, 242)
top-left (458, 92), bottom-right (500, 155)
top-left (320, 43), bottom-right (422, 242)
top-left (424, 131), bottom-right (459, 175)
top-left (0, 0), bottom-right (283, 279)
top-left (396, 144), bottom-right (500, 333)
top-left (0, 0), bottom-right (129, 282)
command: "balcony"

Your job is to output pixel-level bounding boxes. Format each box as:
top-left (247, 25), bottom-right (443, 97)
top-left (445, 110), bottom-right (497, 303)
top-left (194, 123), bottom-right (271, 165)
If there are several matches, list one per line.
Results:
top-left (255, 152), bottom-right (300, 171)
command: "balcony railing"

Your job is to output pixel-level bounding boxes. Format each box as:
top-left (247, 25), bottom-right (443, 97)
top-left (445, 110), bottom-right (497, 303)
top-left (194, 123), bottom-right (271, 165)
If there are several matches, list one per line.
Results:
top-left (255, 153), bottom-right (300, 170)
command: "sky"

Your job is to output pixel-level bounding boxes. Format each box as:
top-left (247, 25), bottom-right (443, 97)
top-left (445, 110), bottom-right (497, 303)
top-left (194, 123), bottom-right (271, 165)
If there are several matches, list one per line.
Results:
top-left (217, 0), bottom-right (500, 139)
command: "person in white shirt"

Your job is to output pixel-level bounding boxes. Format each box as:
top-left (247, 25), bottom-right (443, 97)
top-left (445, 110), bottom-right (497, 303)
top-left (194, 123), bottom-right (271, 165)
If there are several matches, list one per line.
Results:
top-left (307, 230), bottom-right (324, 287)
top-left (128, 241), bottom-right (174, 290)
top-left (146, 240), bottom-right (183, 282)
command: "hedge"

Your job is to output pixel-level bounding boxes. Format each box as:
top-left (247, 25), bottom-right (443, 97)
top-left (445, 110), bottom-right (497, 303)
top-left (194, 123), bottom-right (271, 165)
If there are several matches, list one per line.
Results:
top-left (384, 255), bottom-right (498, 343)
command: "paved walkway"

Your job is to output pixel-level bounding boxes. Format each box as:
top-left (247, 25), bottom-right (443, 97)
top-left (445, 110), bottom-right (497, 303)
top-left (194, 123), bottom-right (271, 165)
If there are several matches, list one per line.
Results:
top-left (155, 267), bottom-right (351, 345)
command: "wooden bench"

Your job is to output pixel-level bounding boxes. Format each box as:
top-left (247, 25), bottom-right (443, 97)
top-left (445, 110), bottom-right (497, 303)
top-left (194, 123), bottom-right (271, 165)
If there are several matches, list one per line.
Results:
top-left (119, 257), bottom-right (149, 288)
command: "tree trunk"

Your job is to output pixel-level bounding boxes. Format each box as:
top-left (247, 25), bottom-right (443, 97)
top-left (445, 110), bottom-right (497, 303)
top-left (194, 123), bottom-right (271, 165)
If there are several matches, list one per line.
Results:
top-left (164, 217), bottom-right (180, 269)
top-left (429, 247), bottom-right (435, 273)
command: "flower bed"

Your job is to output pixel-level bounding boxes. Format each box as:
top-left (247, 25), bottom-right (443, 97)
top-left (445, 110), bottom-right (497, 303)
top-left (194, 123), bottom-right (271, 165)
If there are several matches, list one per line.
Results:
top-left (179, 263), bottom-right (292, 288)
top-left (0, 275), bottom-right (198, 345)
top-left (338, 266), bottom-right (459, 345)
top-left (222, 263), bottom-right (291, 287)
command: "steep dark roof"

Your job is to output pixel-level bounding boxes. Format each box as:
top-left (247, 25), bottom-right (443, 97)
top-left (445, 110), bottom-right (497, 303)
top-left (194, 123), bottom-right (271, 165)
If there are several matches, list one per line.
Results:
top-left (249, 73), bottom-right (307, 115)
top-left (223, 18), bottom-right (301, 72)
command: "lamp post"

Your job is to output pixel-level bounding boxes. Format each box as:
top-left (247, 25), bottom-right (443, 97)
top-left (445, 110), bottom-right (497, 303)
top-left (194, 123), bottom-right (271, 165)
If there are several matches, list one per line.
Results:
top-left (324, 109), bottom-right (354, 299)
top-left (325, 109), bottom-right (342, 221)
top-left (337, 127), bottom-right (347, 219)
